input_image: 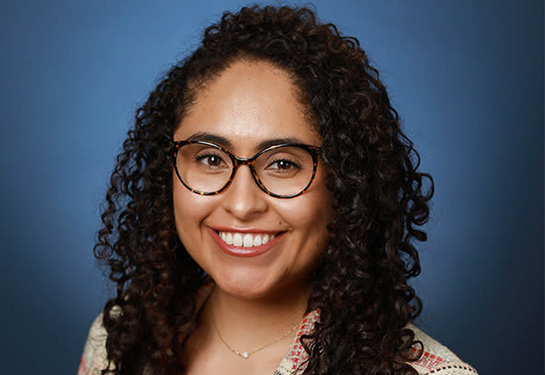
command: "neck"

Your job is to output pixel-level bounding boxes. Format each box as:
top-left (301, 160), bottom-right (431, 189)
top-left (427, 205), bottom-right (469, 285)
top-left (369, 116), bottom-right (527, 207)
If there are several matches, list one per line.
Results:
top-left (203, 282), bottom-right (312, 350)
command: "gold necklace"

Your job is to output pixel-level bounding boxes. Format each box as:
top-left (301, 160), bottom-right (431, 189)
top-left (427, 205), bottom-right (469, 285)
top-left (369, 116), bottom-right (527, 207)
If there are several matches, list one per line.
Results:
top-left (212, 316), bottom-right (301, 359)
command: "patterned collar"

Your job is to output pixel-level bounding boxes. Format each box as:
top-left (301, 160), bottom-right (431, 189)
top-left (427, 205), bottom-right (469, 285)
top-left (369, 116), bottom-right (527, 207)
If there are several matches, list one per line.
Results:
top-left (273, 308), bottom-right (320, 375)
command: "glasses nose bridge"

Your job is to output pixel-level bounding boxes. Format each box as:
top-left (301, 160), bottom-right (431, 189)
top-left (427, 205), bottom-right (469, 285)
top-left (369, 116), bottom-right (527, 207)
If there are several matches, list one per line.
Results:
top-left (229, 154), bottom-right (264, 191)
top-left (231, 153), bottom-right (258, 172)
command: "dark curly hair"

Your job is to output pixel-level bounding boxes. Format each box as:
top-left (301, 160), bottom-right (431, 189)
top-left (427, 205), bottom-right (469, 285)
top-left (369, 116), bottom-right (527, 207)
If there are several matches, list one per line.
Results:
top-left (94, 5), bottom-right (433, 375)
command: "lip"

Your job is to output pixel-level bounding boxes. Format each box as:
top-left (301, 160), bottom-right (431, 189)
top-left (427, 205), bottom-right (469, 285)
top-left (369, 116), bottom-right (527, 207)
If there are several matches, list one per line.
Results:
top-left (210, 226), bottom-right (281, 234)
top-left (208, 228), bottom-right (285, 257)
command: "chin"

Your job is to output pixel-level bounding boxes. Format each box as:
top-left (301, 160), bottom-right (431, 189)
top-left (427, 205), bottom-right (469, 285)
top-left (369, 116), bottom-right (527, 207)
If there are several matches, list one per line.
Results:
top-left (210, 267), bottom-right (291, 300)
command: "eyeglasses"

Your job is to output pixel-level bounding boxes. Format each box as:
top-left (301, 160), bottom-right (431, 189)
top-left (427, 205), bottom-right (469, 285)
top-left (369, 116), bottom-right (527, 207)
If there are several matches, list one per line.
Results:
top-left (171, 140), bottom-right (321, 198)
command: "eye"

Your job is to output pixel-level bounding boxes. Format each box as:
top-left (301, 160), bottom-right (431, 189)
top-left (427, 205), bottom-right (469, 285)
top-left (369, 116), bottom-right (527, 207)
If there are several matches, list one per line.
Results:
top-left (195, 152), bottom-right (228, 168)
top-left (267, 159), bottom-right (301, 172)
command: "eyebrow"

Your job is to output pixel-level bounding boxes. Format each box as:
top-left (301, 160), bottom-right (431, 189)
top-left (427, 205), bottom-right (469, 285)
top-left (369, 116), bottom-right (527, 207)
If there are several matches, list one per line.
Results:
top-left (186, 131), bottom-right (309, 152)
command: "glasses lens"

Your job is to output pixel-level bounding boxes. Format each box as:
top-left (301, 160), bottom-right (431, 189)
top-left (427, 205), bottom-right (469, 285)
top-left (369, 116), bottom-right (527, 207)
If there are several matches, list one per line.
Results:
top-left (176, 143), bottom-right (232, 194)
top-left (254, 146), bottom-right (315, 197)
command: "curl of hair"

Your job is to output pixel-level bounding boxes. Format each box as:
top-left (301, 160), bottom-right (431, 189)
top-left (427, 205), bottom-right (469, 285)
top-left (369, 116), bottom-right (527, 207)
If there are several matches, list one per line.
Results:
top-left (94, 5), bottom-right (434, 375)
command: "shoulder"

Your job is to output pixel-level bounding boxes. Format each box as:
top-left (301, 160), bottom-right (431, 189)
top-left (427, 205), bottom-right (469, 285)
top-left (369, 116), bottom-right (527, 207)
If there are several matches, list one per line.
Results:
top-left (78, 313), bottom-right (110, 375)
top-left (407, 324), bottom-right (478, 375)
top-left (78, 312), bottom-right (158, 375)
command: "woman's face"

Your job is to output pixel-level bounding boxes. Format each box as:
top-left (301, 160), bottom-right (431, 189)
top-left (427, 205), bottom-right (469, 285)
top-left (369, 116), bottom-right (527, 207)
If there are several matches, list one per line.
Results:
top-left (173, 60), bottom-right (332, 300)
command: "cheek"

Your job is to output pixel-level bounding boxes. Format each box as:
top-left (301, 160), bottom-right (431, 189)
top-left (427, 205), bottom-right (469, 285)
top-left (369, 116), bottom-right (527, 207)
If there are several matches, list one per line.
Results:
top-left (172, 180), bottom-right (212, 245)
top-left (282, 202), bottom-right (329, 232)
top-left (277, 187), bottom-right (332, 240)
top-left (275, 191), bottom-right (332, 279)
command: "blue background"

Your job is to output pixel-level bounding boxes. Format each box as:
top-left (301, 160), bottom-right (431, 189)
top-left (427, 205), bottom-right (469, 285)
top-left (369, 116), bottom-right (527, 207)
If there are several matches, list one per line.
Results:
top-left (0, 1), bottom-right (542, 374)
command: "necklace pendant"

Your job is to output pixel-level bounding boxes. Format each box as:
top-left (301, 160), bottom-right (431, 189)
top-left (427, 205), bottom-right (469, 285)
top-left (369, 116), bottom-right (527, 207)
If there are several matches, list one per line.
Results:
top-left (241, 351), bottom-right (249, 359)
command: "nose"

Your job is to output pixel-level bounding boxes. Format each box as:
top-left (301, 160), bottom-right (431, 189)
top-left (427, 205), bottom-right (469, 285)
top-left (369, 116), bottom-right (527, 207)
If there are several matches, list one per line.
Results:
top-left (221, 164), bottom-right (268, 220)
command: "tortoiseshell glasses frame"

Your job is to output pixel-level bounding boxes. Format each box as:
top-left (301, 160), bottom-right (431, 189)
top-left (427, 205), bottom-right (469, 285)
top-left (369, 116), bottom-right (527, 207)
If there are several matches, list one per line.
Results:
top-left (171, 140), bottom-right (321, 199)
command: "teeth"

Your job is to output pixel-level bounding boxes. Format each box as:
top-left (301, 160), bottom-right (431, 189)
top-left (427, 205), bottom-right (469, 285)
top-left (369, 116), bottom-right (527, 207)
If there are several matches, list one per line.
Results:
top-left (243, 233), bottom-right (253, 247)
top-left (233, 233), bottom-right (243, 247)
top-left (217, 231), bottom-right (279, 248)
top-left (253, 234), bottom-right (262, 247)
top-left (219, 231), bottom-right (234, 245)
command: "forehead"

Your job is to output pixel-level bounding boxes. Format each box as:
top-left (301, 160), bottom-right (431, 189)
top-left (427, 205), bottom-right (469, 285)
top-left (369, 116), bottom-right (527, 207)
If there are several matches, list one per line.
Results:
top-left (175, 60), bottom-right (320, 154)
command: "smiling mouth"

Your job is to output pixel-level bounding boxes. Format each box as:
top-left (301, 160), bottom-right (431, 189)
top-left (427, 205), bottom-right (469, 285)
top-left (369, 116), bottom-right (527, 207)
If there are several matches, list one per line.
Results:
top-left (215, 230), bottom-right (283, 248)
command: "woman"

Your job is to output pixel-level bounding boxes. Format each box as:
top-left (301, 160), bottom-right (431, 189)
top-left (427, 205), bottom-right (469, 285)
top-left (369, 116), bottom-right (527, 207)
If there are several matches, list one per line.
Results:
top-left (79, 5), bottom-right (477, 375)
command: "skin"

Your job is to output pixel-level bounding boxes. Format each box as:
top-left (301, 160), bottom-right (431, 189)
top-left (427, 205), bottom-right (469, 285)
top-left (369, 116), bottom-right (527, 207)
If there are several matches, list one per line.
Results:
top-left (173, 60), bottom-right (332, 374)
